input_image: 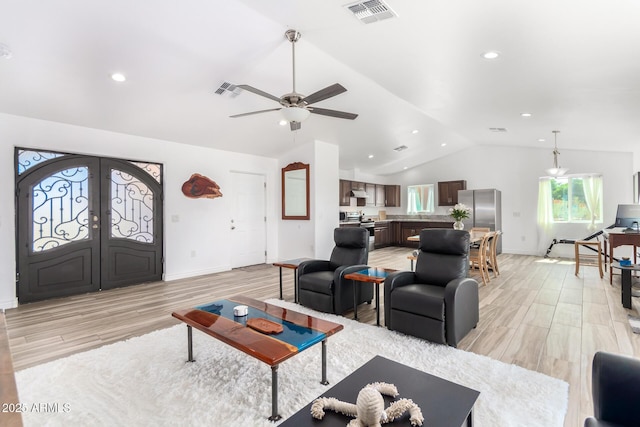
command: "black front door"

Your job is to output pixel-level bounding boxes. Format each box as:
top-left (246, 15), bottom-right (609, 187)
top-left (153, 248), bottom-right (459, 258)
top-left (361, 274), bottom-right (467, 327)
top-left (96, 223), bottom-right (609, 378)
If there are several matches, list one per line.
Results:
top-left (16, 150), bottom-right (163, 303)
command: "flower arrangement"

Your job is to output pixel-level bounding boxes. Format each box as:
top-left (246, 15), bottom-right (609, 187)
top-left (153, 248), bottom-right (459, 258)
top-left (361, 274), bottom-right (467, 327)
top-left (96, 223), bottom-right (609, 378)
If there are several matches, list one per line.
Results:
top-left (449, 203), bottom-right (470, 221)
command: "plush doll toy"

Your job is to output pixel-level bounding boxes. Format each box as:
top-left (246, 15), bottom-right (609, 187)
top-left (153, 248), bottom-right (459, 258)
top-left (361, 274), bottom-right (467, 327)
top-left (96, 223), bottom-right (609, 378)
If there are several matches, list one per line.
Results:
top-left (310, 382), bottom-right (424, 427)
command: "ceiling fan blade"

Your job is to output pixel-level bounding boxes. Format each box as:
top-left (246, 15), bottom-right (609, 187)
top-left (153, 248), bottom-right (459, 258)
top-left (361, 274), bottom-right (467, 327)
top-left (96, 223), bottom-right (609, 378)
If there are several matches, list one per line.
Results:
top-left (236, 84), bottom-right (282, 103)
top-left (230, 108), bottom-right (281, 118)
top-left (303, 83), bottom-right (347, 105)
top-left (309, 106), bottom-right (358, 120)
top-left (290, 121), bottom-right (301, 131)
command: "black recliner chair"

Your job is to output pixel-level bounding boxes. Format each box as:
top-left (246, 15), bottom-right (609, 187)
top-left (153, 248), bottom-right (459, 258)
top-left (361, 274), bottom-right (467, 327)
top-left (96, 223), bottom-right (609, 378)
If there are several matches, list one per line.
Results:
top-left (384, 229), bottom-right (479, 347)
top-left (585, 351), bottom-right (640, 427)
top-left (297, 227), bottom-right (371, 314)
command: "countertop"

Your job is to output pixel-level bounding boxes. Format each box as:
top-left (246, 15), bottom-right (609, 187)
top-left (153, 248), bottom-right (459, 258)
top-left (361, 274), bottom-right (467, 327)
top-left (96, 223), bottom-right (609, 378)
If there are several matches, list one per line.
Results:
top-left (340, 218), bottom-right (453, 225)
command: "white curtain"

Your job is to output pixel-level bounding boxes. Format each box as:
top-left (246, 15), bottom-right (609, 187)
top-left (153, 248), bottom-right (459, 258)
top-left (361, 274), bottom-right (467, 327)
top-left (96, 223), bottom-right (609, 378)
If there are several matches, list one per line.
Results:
top-left (582, 175), bottom-right (603, 231)
top-left (407, 185), bottom-right (434, 214)
top-left (537, 178), bottom-right (556, 255)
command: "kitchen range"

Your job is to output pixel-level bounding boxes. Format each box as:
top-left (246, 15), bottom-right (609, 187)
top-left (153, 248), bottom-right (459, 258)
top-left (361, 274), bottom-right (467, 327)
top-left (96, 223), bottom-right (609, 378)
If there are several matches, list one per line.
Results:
top-left (340, 212), bottom-right (375, 251)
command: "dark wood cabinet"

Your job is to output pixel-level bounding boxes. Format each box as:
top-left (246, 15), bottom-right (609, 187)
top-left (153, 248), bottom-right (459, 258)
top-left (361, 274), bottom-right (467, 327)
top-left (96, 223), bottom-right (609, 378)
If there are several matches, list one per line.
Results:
top-left (339, 179), bottom-right (351, 206)
top-left (365, 183), bottom-right (376, 207)
top-left (375, 185), bottom-right (386, 207)
top-left (338, 181), bottom-right (401, 208)
top-left (374, 222), bottom-right (392, 248)
top-left (385, 185), bottom-right (401, 207)
top-left (397, 221), bottom-right (454, 247)
top-left (438, 180), bottom-right (466, 206)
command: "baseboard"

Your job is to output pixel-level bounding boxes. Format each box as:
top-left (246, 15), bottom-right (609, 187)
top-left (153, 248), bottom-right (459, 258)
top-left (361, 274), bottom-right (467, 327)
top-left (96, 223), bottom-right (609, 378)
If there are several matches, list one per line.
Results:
top-left (0, 297), bottom-right (18, 311)
top-left (164, 265), bottom-right (230, 281)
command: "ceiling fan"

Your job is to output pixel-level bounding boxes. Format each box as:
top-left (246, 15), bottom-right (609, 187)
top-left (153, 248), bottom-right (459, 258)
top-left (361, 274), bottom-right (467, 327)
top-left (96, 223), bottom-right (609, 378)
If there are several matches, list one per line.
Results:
top-left (230, 29), bottom-right (358, 131)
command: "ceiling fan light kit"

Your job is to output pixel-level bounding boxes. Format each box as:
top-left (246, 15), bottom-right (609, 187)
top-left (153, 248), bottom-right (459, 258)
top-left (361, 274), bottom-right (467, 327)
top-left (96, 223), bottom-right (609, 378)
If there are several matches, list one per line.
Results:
top-left (545, 130), bottom-right (568, 176)
top-left (281, 106), bottom-right (310, 123)
top-left (229, 29), bottom-right (357, 131)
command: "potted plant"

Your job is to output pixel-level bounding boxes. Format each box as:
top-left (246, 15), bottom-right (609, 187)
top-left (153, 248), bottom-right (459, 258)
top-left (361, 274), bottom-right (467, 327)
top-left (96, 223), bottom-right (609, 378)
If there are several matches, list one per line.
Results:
top-left (449, 203), bottom-right (470, 230)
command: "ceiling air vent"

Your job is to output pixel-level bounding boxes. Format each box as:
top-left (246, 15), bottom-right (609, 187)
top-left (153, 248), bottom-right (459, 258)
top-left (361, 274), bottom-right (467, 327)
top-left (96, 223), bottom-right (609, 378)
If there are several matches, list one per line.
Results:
top-left (489, 127), bottom-right (508, 133)
top-left (393, 145), bottom-right (408, 152)
top-left (214, 82), bottom-right (240, 97)
top-left (345, 0), bottom-right (397, 24)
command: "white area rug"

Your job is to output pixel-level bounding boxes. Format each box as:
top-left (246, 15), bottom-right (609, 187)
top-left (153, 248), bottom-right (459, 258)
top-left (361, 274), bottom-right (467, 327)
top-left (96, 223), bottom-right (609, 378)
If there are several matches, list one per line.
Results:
top-left (15, 299), bottom-right (568, 426)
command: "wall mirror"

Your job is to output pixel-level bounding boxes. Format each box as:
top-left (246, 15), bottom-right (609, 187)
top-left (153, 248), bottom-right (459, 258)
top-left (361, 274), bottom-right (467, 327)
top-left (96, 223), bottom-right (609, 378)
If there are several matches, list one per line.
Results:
top-left (407, 184), bottom-right (435, 214)
top-left (282, 162), bottom-right (310, 220)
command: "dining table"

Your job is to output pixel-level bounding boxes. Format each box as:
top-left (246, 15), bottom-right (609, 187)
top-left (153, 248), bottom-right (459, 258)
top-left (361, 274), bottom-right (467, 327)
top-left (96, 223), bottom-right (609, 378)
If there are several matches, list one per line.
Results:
top-left (407, 230), bottom-right (487, 243)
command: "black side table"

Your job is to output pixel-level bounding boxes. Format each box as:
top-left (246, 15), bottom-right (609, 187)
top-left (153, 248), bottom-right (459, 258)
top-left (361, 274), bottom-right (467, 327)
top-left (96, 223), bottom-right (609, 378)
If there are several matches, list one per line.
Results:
top-left (612, 262), bottom-right (640, 309)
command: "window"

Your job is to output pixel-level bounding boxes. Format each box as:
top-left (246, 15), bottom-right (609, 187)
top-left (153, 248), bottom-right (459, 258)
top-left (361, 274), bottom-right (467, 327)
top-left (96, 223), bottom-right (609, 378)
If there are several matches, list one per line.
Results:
top-left (407, 184), bottom-right (435, 214)
top-left (545, 174), bottom-right (603, 224)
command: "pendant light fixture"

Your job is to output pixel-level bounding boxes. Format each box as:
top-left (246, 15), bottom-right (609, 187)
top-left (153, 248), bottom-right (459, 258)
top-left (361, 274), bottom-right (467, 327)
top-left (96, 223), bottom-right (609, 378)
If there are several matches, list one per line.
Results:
top-left (545, 130), bottom-right (568, 176)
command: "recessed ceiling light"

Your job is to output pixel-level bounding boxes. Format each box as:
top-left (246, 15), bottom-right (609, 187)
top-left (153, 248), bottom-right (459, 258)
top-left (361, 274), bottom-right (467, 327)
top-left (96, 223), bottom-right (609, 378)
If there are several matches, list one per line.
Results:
top-left (403, 166), bottom-right (408, 170)
top-left (520, 112), bottom-right (532, 118)
top-left (279, 120), bottom-right (288, 126)
top-left (482, 51), bottom-right (500, 60)
top-left (368, 154), bottom-right (374, 159)
top-left (411, 129), bottom-right (419, 134)
top-left (111, 73), bottom-right (126, 82)
top-left (538, 138), bottom-right (546, 142)
top-left (441, 143), bottom-right (447, 147)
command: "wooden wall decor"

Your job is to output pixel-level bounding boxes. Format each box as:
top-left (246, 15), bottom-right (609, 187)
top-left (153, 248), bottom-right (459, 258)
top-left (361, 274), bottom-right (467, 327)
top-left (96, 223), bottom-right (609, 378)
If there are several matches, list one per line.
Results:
top-left (181, 173), bottom-right (223, 199)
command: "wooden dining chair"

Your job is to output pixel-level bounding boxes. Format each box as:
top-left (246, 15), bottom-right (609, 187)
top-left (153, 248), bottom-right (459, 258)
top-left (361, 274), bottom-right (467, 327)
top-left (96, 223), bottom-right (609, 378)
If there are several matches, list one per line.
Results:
top-left (469, 232), bottom-right (493, 285)
top-left (469, 227), bottom-right (490, 249)
top-left (486, 230), bottom-right (501, 278)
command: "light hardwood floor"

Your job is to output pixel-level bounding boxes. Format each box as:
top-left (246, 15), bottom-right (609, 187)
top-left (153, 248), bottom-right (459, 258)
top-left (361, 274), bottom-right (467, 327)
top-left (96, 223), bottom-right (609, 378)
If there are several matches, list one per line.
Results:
top-left (5, 247), bottom-right (640, 426)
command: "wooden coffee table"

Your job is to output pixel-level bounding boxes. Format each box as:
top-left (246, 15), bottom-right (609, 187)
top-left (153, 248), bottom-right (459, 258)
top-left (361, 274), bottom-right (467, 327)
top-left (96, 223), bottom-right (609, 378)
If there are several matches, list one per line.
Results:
top-left (280, 355), bottom-right (480, 426)
top-left (171, 295), bottom-right (343, 421)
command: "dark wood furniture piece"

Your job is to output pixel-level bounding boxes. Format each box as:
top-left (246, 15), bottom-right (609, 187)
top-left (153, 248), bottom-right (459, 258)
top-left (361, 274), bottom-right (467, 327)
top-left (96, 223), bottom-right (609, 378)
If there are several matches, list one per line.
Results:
top-left (611, 262), bottom-right (640, 309)
top-left (338, 179), bottom-right (401, 207)
top-left (374, 221), bottom-right (392, 248)
top-left (344, 267), bottom-right (397, 326)
top-left (171, 295), bottom-right (343, 421)
top-left (282, 162), bottom-right (310, 220)
top-left (280, 355), bottom-right (480, 427)
top-left (604, 231), bottom-right (640, 284)
top-left (273, 257), bottom-right (312, 302)
top-left (398, 221), bottom-right (454, 247)
top-left (437, 180), bottom-right (466, 206)
top-left (384, 184), bottom-right (401, 207)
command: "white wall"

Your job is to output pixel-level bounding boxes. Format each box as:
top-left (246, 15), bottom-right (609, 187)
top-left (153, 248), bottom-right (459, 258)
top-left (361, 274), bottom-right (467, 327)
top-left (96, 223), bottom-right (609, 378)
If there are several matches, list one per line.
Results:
top-left (313, 141), bottom-right (339, 258)
top-left (0, 113), bottom-right (279, 308)
top-left (386, 144), bottom-right (633, 256)
top-left (278, 140), bottom-right (339, 260)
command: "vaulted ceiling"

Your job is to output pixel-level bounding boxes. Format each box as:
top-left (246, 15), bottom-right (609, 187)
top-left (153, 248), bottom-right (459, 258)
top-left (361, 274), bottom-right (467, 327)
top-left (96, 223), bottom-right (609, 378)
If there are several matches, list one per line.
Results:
top-left (1, 0), bottom-right (639, 175)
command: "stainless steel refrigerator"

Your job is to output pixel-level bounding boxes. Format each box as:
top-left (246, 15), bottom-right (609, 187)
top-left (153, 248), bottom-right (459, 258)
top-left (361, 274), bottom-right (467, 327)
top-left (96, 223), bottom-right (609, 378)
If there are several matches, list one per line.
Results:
top-left (458, 189), bottom-right (502, 254)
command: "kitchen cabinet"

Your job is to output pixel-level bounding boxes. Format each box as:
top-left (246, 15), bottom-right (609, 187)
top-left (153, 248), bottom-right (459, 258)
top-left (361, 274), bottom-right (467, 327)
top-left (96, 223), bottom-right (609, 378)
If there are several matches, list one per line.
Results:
top-left (438, 180), bottom-right (466, 206)
top-left (385, 185), bottom-right (401, 207)
top-left (338, 180), bottom-right (401, 208)
top-left (374, 221), bottom-right (392, 248)
top-left (350, 181), bottom-right (366, 207)
top-left (339, 179), bottom-right (351, 206)
top-left (365, 183), bottom-right (376, 207)
top-left (397, 221), bottom-right (454, 247)
top-left (375, 185), bottom-right (386, 207)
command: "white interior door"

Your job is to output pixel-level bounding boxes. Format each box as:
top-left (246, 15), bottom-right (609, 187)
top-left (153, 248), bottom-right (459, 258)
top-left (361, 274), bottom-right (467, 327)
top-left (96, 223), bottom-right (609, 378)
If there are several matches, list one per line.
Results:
top-left (230, 172), bottom-right (266, 268)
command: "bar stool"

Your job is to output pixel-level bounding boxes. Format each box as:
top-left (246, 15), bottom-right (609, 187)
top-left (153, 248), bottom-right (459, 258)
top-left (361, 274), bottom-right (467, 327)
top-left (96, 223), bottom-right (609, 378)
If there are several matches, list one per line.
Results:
top-left (574, 239), bottom-right (603, 278)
